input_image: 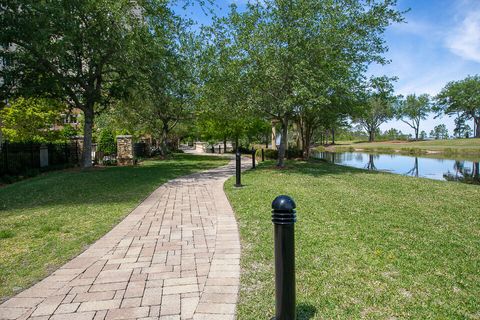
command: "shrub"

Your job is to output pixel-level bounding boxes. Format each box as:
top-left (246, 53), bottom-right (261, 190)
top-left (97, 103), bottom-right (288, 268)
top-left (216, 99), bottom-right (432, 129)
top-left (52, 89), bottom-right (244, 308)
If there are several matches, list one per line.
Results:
top-left (286, 147), bottom-right (303, 159)
top-left (255, 148), bottom-right (303, 160)
top-left (97, 129), bottom-right (117, 156)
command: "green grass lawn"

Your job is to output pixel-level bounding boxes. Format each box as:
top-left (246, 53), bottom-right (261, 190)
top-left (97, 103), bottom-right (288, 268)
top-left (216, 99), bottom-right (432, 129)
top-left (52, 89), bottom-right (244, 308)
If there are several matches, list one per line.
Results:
top-left (225, 160), bottom-right (480, 319)
top-left (321, 138), bottom-right (480, 156)
top-left (0, 154), bottom-right (229, 301)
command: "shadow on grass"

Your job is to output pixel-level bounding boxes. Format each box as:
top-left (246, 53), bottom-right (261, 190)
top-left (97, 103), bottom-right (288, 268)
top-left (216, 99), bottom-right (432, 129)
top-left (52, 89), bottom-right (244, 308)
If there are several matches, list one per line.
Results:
top-left (297, 303), bottom-right (317, 319)
top-left (252, 158), bottom-right (383, 179)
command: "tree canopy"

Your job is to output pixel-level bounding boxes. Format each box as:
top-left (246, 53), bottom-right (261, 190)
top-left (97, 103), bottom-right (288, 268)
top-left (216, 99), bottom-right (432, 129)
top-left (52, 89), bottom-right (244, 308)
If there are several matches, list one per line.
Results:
top-left (435, 75), bottom-right (480, 138)
top-left (0, 0), bottom-right (184, 166)
top-left (201, 0), bottom-right (404, 165)
top-left (396, 94), bottom-right (431, 140)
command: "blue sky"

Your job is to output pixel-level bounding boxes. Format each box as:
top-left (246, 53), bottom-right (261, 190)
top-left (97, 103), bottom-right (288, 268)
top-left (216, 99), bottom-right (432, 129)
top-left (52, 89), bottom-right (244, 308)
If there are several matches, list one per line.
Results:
top-left (371, 0), bottom-right (480, 135)
top-left (178, 0), bottom-right (480, 136)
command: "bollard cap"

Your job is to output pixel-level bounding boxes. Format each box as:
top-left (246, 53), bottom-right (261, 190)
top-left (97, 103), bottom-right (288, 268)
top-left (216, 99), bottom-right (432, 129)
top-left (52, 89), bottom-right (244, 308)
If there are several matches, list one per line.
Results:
top-left (271, 195), bottom-right (297, 224)
top-left (272, 195), bottom-right (296, 212)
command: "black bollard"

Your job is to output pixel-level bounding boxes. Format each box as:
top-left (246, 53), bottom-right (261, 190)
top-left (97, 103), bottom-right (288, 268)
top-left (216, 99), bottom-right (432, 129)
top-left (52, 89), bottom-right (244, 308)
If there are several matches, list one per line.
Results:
top-left (234, 151), bottom-right (242, 187)
top-left (211, 146), bottom-right (215, 153)
top-left (252, 148), bottom-right (256, 169)
top-left (271, 195), bottom-right (297, 320)
top-left (262, 148), bottom-right (265, 162)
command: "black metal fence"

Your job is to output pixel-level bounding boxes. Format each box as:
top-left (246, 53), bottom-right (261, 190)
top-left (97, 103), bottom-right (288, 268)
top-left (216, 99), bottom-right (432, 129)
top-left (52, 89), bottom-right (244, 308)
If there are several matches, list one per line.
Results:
top-left (0, 141), bottom-right (80, 177)
top-left (133, 142), bottom-right (149, 158)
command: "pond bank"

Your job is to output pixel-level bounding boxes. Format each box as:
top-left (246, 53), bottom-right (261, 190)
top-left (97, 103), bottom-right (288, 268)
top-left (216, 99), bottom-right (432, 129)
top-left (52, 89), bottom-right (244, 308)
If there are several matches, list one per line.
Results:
top-left (315, 138), bottom-right (480, 158)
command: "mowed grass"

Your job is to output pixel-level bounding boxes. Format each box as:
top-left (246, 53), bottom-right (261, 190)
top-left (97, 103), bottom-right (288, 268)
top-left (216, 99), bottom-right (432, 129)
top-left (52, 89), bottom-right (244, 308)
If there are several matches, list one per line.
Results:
top-left (0, 154), bottom-right (229, 301)
top-left (324, 138), bottom-right (480, 156)
top-left (225, 160), bottom-right (480, 319)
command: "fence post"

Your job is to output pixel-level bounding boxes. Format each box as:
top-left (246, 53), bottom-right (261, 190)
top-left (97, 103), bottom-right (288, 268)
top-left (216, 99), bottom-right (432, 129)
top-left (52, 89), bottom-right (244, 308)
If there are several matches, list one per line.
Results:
top-left (235, 150), bottom-right (242, 187)
top-left (75, 140), bottom-right (79, 164)
top-left (4, 141), bottom-right (8, 173)
top-left (30, 142), bottom-right (35, 169)
top-left (39, 144), bottom-right (49, 168)
top-left (252, 148), bottom-right (256, 169)
top-left (271, 195), bottom-right (297, 320)
top-left (64, 143), bottom-right (69, 163)
top-left (262, 148), bottom-right (265, 162)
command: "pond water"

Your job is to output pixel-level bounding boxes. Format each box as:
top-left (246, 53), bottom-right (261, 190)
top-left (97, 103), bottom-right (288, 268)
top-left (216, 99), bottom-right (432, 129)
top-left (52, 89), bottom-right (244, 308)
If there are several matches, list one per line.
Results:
top-left (312, 151), bottom-right (480, 184)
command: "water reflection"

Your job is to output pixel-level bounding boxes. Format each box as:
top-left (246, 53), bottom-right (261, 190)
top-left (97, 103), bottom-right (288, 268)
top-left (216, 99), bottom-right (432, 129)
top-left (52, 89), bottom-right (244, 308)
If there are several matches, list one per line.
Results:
top-left (313, 151), bottom-right (480, 184)
top-left (443, 161), bottom-right (480, 184)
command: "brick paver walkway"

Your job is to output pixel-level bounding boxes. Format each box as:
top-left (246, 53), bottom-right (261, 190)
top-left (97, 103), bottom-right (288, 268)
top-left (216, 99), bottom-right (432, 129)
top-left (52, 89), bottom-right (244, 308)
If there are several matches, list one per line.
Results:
top-left (0, 160), bottom-right (244, 320)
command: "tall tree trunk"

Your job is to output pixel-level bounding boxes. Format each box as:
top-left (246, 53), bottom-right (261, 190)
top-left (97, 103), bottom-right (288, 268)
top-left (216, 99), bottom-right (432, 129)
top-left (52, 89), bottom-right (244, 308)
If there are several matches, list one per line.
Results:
top-left (82, 107), bottom-right (94, 168)
top-left (303, 128), bottom-right (313, 159)
top-left (415, 127), bottom-right (419, 140)
top-left (331, 128), bottom-right (335, 144)
top-left (298, 118), bottom-right (307, 159)
top-left (277, 116), bottom-right (288, 167)
top-left (368, 129), bottom-right (375, 142)
top-left (223, 136), bottom-right (227, 153)
top-left (475, 117), bottom-right (480, 138)
top-left (159, 122), bottom-right (169, 156)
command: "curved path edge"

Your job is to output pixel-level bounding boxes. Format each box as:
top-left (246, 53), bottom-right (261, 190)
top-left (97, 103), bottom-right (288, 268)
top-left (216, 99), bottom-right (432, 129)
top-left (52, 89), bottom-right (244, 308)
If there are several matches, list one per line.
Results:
top-left (0, 159), bottom-right (244, 320)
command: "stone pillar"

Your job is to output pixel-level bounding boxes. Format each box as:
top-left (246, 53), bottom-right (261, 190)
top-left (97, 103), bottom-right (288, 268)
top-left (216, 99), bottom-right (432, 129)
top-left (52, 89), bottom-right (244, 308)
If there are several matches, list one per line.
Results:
top-left (271, 121), bottom-right (277, 150)
top-left (40, 144), bottom-right (49, 168)
top-left (117, 135), bottom-right (134, 166)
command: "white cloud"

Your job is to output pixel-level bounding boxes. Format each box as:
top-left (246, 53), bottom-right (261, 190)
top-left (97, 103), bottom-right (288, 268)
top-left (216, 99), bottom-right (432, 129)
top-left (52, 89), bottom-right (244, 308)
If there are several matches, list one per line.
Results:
top-left (446, 9), bottom-right (480, 63)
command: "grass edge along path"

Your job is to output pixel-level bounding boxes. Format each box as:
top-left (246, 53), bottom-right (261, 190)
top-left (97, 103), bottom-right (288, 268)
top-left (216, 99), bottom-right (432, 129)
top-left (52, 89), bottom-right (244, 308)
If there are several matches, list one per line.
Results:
top-left (0, 154), bottom-right (229, 301)
top-left (225, 160), bottom-right (480, 319)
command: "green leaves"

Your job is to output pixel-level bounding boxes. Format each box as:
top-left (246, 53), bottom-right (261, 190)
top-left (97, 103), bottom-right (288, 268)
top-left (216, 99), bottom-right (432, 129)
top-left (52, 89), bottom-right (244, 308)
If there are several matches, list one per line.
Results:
top-left (395, 94), bottom-right (431, 140)
top-left (434, 75), bottom-right (480, 138)
top-left (0, 97), bottom-right (64, 143)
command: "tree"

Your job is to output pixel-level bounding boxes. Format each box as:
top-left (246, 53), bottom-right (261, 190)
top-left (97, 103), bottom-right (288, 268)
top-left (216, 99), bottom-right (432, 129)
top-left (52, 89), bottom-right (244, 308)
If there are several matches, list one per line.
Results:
top-left (124, 17), bottom-right (198, 156)
top-left (396, 94), bottom-right (431, 140)
top-left (354, 77), bottom-right (396, 142)
top-left (384, 128), bottom-right (401, 140)
top-left (0, 0), bottom-right (173, 167)
top-left (419, 130), bottom-right (427, 140)
top-left (435, 75), bottom-right (480, 138)
top-left (453, 117), bottom-right (473, 138)
top-left (430, 124), bottom-right (449, 140)
top-left (197, 15), bottom-right (268, 151)
top-left (219, 1), bottom-right (403, 166)
top-left (0, 97), bottom-right (64, 142)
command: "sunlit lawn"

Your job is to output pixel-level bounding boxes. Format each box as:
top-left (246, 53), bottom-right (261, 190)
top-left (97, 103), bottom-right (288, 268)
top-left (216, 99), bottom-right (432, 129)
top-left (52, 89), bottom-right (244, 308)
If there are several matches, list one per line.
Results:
top-left (225, 160), bottom-right (480, 319)
top-left (0, 154), bottom-right (229, 301)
